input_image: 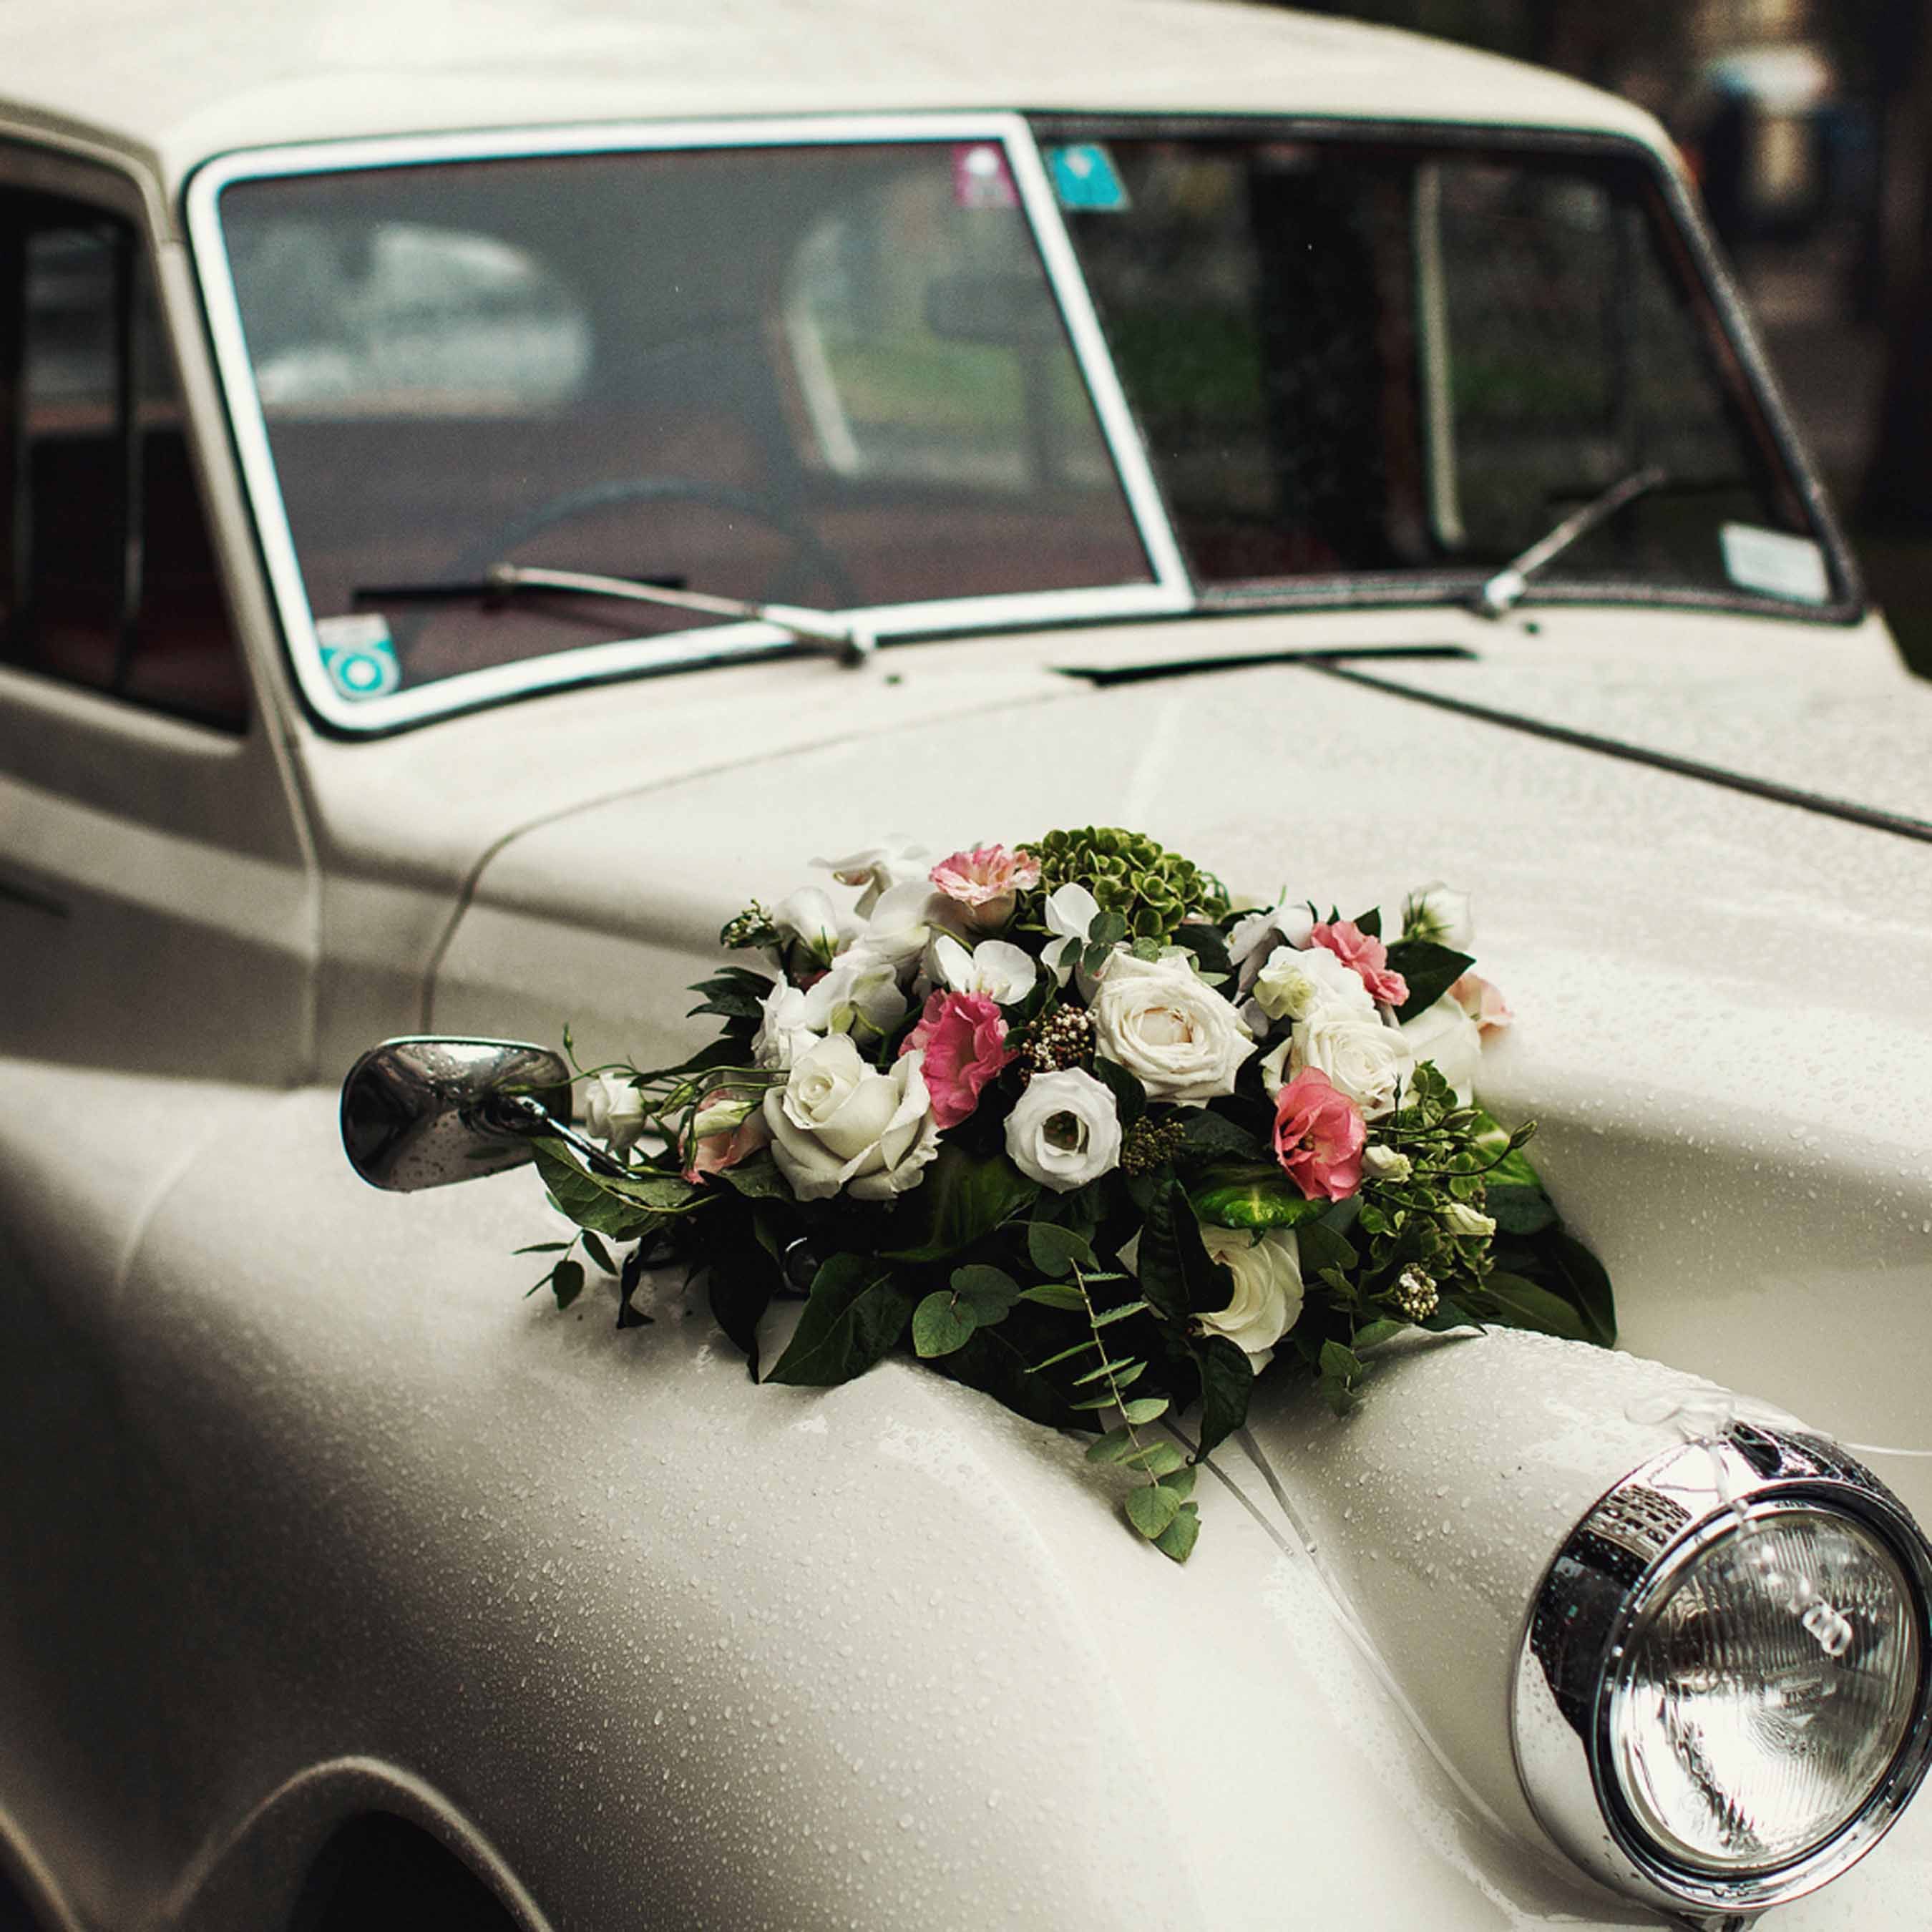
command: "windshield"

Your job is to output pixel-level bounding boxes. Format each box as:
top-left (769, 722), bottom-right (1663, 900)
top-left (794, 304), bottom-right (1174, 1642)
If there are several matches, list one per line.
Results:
top-left (199, 122), bottom-right (1839, 725)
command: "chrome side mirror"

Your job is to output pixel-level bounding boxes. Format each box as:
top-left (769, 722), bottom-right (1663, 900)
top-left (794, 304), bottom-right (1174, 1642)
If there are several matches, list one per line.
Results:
top-left (341, 1036), bottom-right (575, 1191)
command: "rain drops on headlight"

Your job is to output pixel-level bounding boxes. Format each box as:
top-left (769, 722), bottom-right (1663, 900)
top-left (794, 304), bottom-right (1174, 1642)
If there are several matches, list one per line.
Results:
top-left (1513, 1425), bottom-right (1932, 1919)
top-left (1608, 1504), bottom-right (1921, 1872)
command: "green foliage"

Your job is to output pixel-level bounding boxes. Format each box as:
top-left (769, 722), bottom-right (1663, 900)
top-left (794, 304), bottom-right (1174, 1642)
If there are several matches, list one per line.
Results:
top-left (765, 1255), bottom-right (912, 1385)
top-left (1191, 1334), bottom-right (1254, 1460)
top-left (686, 967), bottom-right (776, 1023)
top-left (1385, 940), bottom-right (1475, 1023)
top-left (533, 1139), bottom-right (697, 1240)
top-left (912, 1265), bottom-right (1023, 1358)
top-left (1027, 1221), bottom-right (1098, 1279)
top-left (1136, 1180), bottom-right (1227, 1318)
top-left (1025, 826), bottom-right (1231, 940)
top-left (882, 1146), bottom-right (1038, 1262)
top-left (1189, 1161), bottom-right (1329, 1230)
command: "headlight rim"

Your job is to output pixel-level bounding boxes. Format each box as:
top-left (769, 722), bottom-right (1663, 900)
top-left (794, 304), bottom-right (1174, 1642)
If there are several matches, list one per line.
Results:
top-left (1512, 1424), bottom-right (1932, 1919)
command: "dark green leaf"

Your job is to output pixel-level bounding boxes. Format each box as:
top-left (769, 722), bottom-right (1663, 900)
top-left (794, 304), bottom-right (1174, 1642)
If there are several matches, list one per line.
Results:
top-left (882, 1146), bottom-right (1038, 1262)
top-left (1385, 940), bottom-right (1476, 1024)
top-left (1090, 910), bottom-right (1129, 948)
top-left (1177, 1109), bottom-right (1264, 1162)
top-left (1020, 1282), bottom-right (1085, 1312)
top-left (705, 1219), bottom-right (782, 1375)
top-left (580, 1231), bottom-right (616, 1276)
top-left (550, 1259), bottom-right (585, 1311)
top-left (1352, 1318), bottom-right (1407, 1351)
top-left (1171, 922), bottom-right (1233, 981)
top-left (1158, 1465), bottom-right (1198, 1503)
top-left (512, 1241), bottom-right (572, 1255)
top-left (1121, 1395), bottom-right (1171, 1425)
top-left (766, 1254), bottom-right (913, 1385)
top-left (912, 1291), bottom-right (978, 1359)
top-left (939, 1320), bottom-right (1083, 1430)
top-left (1480, 1271), bottom-right (1586, 1341)
top-left (1154, 1501), bottom-right (1201, 1563)
top-left (1027, 1221), bottom-right (1098, 1279)
top-left (1529, 1231), bottom-right (1617, 1347)
top-left (533, 1140), bottom-right (700, 1239)
top-left (1485, 1181), bottom-right (1557, 1236)
top-left (1085, 1425), bottom-right (1136, 1464)
top-left (1073, 1353), bottom-right (1143, 1385)
top-left (1091, 1057), bottom-right (1146, 1126)
top-left (686, 968), bottom-right (776, 1020)
top-left (1137, 1179), bottom-right (1226, 1318)
top-left (1090, 1299), bottom-right (1150, 1329)
top-left (1353, 905), bottom-right (1382, 939)
top-left (1191, 1334), bottom-right (1254, 1461)
top-left (1296, 1219), bottom-right (1359, 1281)
top-left (1126, 1483), bottom-right (1182, 1539)
top-left (1317, 1339), bottom-right (1365, 1414)
top-left (950, 1263), bottom-right (1023, 1319)
top-left (716, 1151), bottom-right (791, 1201)
top-left (1470, 1108), bottom-right (1543, 1191)
top-left (1189, 1161), bottom-right (1328, 1231)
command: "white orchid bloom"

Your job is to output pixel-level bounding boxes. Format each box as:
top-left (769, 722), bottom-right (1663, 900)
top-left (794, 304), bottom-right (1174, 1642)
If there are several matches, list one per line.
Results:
top-left (1402, 882), bottom-right (1475, 951)
top-left (857, 879), bottom-right (942, 976)
top-left (752, 954), bottom-right (907, 1068)
top-left (770, 887), bottom-right (850, 972)
top-left (931, 934), bottom-right (1038, 1005)
top-left (1228, 899), bottom-right (1317, 992)
top-left (1040, 882), bottom-right (1102, 985)
top-left (814, 842), bottom-right (928, 918)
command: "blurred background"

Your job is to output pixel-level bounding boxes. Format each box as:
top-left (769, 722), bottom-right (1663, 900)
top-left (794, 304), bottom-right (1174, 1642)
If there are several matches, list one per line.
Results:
top-left (1284, 0), bottom-right (1932, 676)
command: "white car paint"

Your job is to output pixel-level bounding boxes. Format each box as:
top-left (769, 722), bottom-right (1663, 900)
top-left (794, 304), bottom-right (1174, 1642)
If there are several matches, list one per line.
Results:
top-left (3, 5), bottom-right (1931, 1929)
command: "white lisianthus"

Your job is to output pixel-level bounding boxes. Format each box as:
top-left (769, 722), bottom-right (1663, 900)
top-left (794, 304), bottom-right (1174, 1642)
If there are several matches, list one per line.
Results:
top-left (1198, 1224), bottom-right (1304, 1368)
top-left (1285, 1010), bottom-right (1414, 1118)
top-left (814, 843), bottom-right (927, 917)
top-left (1400, 994), bottom-right (1483, 1105)
top-left (1090, 951), bottom-right (1254, 1105)
top-left (1403, 882), bottom-right (1474, 951)
top-left (1228, 899), bottom-right (1315, 991)
top-left (763, 1035), bottom-right (938, 1201)
top-left (1003, 1067), bottom-right (1122, 1192)
top-left (770, 887), bottom-right (849, 971)
top-left (1360, 1143), bottom-right (1413, 1183)
top-left (1252, 942), bottom-right (1375, 1026)
top-left (578, 1072), bottom-right (647, 1153)
top-left (1040, 882), bottom-right (1102, 985)
top-left (931, 933), bottom-right (1038, 1006)
top-left (1442, 1202), bottom-right (1496, 1238)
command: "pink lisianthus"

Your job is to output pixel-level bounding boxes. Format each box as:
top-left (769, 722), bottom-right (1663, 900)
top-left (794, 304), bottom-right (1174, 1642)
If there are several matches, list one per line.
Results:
top-left (681, 1088), bottom-right (773, 1184)
top-left (1450, 972), bottom-right (1512, 1037)
top-left (1272, 1068), bottom-right (1367, 1202)
top-left (898, 991), bottom-right (1013, 1129)
top-left (1308, 919), bottom-right (1409, 1008)
top-left (929, 844), bottom-right (1042, 933)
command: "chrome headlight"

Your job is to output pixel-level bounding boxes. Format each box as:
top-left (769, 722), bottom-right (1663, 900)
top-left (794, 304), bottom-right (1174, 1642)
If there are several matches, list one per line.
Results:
top-left (1513, 1423), bottom-right (1932, 1918)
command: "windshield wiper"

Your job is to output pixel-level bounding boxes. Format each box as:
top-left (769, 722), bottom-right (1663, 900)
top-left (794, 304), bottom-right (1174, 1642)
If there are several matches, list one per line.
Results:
top-left (1473, 464), bottom-right (1669, 619)
top-left (354, 563), bottom-right (876, 666)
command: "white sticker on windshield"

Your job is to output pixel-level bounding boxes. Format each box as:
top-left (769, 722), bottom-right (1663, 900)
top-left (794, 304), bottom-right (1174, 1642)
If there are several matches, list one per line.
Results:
top-left (1719, 522), bottom-right (1830, 605)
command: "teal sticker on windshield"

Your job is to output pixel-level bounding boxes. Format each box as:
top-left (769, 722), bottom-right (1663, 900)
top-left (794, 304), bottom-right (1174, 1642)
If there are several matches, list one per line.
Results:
top-left (1047, 144), bottom-right (1130, 212)
top-left (315, 614), bottom-right (401, 701)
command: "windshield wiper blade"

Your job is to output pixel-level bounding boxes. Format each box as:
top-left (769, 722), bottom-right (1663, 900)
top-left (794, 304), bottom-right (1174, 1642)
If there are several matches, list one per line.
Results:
top-left (353, 563), bottom-right (876, 666)
top-left (487, 562), bottom-right (876, 666)
top-left (1473, 464), bottom-right (1669, 619)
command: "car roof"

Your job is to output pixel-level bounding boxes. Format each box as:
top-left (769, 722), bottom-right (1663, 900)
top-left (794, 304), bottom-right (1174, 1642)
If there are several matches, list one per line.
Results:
top-left (0, 0), bottom-right (1668, 203)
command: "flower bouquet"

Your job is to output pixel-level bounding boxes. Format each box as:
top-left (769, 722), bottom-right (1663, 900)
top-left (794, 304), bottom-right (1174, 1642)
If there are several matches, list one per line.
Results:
top-left (522, 828), bottom-right (1614, 1562)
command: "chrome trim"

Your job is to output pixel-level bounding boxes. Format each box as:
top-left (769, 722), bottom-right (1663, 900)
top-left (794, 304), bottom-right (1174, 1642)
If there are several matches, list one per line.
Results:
top-left (1513, 1424), bottom-right (1932, 1919)
top-left (181, 114), bottom-right (1186, 736)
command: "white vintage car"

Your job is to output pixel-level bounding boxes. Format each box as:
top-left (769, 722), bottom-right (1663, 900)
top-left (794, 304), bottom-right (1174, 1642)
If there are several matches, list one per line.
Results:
top-left (5, 3), bottom-right (1932, 1928)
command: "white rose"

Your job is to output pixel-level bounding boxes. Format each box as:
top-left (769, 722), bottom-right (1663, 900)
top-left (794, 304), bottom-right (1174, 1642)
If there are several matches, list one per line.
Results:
top-left (763, 1035), bottom-right (938, 1201)
top-left (1400, 993), bottom-right (1483, 1105)
top-left (1403, 882), bottom-right (1474, 951)
top-left (1287, 1010), bottom-right (1414, 1118)
top-left (931, 933), bottom-right (1038, 1006)
top-left (1198, 1224), bottom-right (1304, 1367)
top-left (1252, 942), bottom-right (1375, 1026)
top-left (1003, 1067), bottom-right (1122, 1192)
top-left (1089, 951), bottom-right (1254, 1105)
top-left (578, 1072), bottom-right (647, 1153)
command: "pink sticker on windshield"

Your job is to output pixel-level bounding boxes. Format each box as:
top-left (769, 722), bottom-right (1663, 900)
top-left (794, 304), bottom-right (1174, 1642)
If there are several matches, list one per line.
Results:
top-left (952, 142), bottom-right (1018, 210)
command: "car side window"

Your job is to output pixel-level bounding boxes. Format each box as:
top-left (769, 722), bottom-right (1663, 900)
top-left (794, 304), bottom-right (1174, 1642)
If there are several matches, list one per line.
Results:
top-left (0, 187), bottom-right (248, 730)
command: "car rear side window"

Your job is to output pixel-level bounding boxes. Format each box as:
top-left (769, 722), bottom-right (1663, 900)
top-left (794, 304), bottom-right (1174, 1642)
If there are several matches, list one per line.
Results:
top-left (0, 187), bottom-right (248, 731)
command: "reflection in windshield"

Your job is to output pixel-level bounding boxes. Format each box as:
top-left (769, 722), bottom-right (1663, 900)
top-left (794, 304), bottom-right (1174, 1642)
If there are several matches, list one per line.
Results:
top-left (213, 127), bottom-right (1832, 713)
top-left (218, 140), bottom-right (1153, 695)
top-left (1058, 135), bottom-right (1814, 597)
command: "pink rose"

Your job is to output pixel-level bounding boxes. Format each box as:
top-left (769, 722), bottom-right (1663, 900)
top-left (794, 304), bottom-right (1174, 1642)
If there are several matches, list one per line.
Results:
top-left (1272, 1068), bottom-right (1366, 1202)
top-left (681, 1088), bottom-right (773, 1184)
top-left (1450, 972), bottom-right (1512, 1037)
top-left (898, 991), bottom-right (1013, 1129)
top-left (1309, 919), bottom-right (1409, 1008)
top-left (929, 844), bottom-right (1042, 933)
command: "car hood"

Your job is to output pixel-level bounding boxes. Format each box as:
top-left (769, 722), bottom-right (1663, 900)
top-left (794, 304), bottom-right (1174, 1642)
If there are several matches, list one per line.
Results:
top-left (431, 641), bottom-right (1932, 1517)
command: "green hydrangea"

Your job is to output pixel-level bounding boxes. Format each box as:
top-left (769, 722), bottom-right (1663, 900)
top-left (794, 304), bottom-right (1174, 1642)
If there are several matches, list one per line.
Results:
top-left (1024, 826), bottom-right (1229, 940)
